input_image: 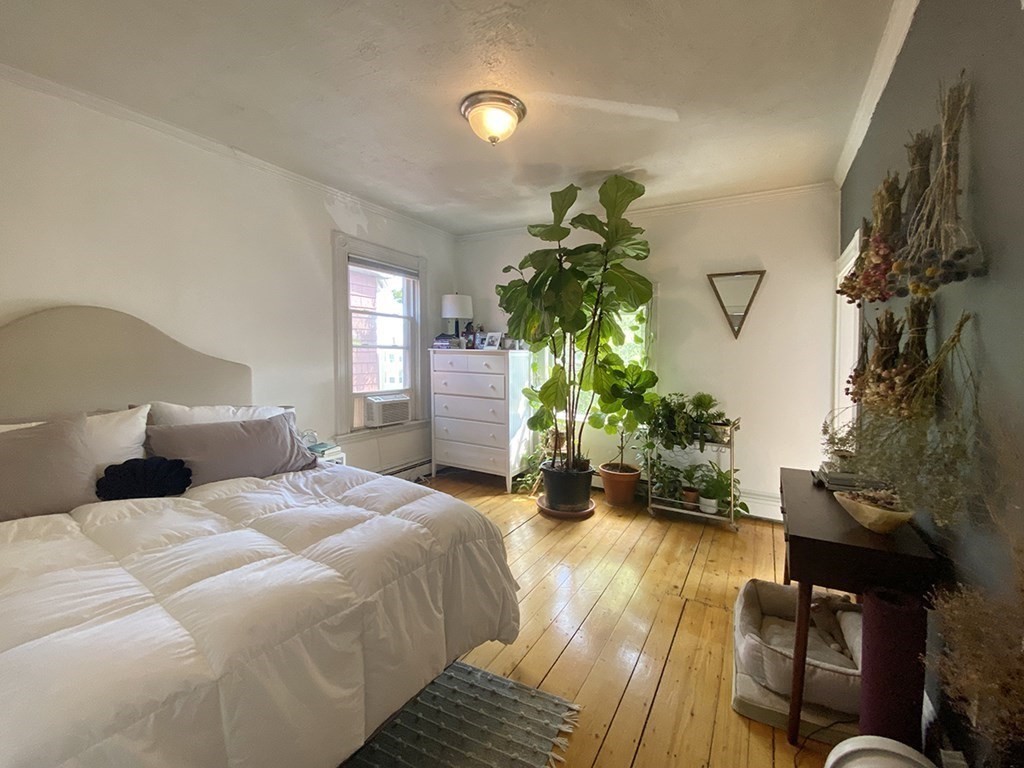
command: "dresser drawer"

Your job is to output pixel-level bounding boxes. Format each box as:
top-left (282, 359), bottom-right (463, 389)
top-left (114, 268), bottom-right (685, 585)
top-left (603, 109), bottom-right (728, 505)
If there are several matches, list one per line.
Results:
top-left (435, 439), bottom-right (508, 474)
top-left (435, 417), bottom-right (505, 448)
top-left (432, 372), bottom-right (505, 399)
top-left (467, 355), bottom-right (506, 374)
top-left (434, 394), bottom-right (506, 424)
top-left (432, 353), bottom-right (469, 372)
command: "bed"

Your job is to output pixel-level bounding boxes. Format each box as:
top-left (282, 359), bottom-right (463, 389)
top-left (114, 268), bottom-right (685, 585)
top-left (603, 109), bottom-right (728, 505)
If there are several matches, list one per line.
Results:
top-left (0, 307), bottom-right (521, 768)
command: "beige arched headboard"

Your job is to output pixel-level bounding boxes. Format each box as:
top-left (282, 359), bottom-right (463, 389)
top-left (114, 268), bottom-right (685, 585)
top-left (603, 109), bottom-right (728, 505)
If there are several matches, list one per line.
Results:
top-left (0, 306), bottom-right (253, 420)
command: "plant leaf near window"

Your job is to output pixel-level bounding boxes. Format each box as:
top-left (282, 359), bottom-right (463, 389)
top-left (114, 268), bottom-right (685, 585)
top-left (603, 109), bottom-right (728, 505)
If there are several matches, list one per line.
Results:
top-left (496, 174), bottom-right (657, 473)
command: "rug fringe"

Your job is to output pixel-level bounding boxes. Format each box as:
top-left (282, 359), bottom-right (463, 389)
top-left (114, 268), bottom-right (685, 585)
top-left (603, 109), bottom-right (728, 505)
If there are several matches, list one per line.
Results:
top-left (558, 708), bottom-right (580, 733)
top-left (547, 748), bottom-right (567, 768)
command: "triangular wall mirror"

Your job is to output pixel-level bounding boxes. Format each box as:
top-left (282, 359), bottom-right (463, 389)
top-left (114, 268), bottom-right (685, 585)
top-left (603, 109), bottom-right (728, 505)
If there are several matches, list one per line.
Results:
top-left (707, 270), bottom-right (766, 339)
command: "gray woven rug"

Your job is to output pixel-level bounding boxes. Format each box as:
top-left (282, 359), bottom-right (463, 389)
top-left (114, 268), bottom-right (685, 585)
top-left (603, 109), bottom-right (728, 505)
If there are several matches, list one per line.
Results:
top-left (343, 661), bottom-right (580, 768)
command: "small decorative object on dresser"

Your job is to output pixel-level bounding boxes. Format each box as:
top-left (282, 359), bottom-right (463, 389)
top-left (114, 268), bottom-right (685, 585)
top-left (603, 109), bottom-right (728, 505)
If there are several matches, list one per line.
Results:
top-left (430, 348), bottom-right (532, 493)
top-left (482, 332), bottom-right (503, 350)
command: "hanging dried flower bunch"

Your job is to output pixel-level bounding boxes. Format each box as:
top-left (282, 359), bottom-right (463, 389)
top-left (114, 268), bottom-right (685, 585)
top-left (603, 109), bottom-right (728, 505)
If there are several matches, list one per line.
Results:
top-left (846, 308), bottom-right (905, 409)
top-left (826, 311), bottom-right (977, 527)
top-left (837, 172), bottom-right (903, 305)
top-left (847, 302), bottom-right (969, 419)
top-left (837, 219), bottom-right (872, 304)
top-left (889, 73), bottom-right (987, 297)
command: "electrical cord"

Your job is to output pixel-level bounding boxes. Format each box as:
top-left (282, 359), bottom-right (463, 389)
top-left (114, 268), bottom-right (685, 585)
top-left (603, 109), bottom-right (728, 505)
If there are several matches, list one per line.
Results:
top-left (793, 716), bottom-right (859, 767)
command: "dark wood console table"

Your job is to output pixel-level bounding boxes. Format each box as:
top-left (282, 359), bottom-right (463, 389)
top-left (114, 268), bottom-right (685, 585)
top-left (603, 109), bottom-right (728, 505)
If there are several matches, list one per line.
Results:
top-left (779, 468), bottom-right (938, 745)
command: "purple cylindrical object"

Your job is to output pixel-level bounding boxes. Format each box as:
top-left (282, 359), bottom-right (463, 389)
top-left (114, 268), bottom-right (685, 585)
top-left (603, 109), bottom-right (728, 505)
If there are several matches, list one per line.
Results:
top-left (859, 588), bottom-right (928, 750)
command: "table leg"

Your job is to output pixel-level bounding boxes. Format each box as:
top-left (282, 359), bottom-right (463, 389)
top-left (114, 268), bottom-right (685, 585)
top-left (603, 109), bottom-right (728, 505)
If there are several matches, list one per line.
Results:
top-left (787, 580), bottom-right (813, 745)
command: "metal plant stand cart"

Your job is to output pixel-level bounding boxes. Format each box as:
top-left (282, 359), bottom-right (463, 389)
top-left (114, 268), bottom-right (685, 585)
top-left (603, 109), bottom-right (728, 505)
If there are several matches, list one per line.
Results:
top-left (647, 418), bottom-right (741, 530)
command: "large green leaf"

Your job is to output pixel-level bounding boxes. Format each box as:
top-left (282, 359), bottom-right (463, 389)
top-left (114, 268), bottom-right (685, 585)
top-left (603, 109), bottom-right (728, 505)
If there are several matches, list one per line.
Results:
top-left (598, 175), bottom-right (645, 221)
top-left (606, 217), bottom-right (645, 244)
top-left (550, 184), bottom-right (581, 226)
top-left (569, 212), bottom-right (608, 238)
top-left (550, 268), bottom-right (585, 319)
top-left (527, 407), bottom-right (555, 432)
top-left (560, 309), bottom-right (589, 334)
top-left (519, 248), bottom-right (558, 271)
top-left (608, 237), bottom-right (651, 262)
top-left (538, 364), bottom-right (569, 412)
top-left (527, 223), bottom-right (571, 242)
top-left (565, 248), bottom-right (606, 271)
top-left (604, 264), bottom-right (653, 308)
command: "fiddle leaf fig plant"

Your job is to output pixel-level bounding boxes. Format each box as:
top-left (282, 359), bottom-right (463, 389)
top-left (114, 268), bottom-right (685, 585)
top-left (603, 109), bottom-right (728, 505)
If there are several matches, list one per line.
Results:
top-left (496, 174), bottom-right (656, 473)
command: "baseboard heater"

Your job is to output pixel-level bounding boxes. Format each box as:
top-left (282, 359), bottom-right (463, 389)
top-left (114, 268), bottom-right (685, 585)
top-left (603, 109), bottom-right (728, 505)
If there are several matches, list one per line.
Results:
top-left (382, 459), bottom-right (432, 482)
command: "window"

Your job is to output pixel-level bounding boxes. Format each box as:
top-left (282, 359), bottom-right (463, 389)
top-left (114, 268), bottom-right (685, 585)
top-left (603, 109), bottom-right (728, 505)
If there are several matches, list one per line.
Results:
top-left (834, 231), bottom-right (861, 421)
top-left (334, 234), bottom-right (423, 434)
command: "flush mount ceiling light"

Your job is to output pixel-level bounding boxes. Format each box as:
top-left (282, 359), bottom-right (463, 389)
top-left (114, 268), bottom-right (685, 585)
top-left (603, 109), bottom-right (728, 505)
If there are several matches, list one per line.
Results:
top-left (459, 90), bottom-right (527, 146)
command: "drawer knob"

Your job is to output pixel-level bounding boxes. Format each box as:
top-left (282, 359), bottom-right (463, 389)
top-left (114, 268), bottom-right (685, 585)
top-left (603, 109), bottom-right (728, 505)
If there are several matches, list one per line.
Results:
top-left (448, 361), bottom-right (454, 366)
top-left (443, 405), bottom-right (449, 410)
top-left (489, 384), bottom-right (495, 390)
top-left (489, 408), bottom-right (495, 414)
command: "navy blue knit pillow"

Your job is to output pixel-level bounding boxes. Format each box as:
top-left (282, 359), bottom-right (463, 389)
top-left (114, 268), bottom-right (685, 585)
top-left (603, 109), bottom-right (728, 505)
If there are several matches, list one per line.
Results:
top-left (96, 457), bottom-right (192, 501)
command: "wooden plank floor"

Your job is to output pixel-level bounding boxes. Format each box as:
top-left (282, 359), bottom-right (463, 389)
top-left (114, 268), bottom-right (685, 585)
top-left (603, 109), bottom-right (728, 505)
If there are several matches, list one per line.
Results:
top-left (428, 470), bottom-right (834, 768)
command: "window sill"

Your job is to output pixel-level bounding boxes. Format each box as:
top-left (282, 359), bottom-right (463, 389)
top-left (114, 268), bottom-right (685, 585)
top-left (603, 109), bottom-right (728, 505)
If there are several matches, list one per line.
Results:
top-left (333, 420), bottom-right (430, 444)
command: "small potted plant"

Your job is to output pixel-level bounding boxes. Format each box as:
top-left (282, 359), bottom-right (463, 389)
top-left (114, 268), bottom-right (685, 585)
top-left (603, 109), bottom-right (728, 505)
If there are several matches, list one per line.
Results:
top-left (679, 464), bottom-right (706, 510)
top-left (687, 392), bottom-right (728, 450)
top-left (698, 461), bottom-right (749, 516)
top-left (593, 359), bottom-right (659, 507)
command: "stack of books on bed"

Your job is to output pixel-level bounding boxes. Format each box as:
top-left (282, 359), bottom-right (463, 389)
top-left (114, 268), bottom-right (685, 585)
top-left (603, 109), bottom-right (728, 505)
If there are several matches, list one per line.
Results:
top-left (308, 442), bottom-right (345, 461)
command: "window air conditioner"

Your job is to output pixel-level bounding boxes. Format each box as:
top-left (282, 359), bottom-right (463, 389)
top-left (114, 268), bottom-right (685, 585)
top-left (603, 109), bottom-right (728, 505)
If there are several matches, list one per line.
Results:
top-left (364, 394), bottom-right (411, 427)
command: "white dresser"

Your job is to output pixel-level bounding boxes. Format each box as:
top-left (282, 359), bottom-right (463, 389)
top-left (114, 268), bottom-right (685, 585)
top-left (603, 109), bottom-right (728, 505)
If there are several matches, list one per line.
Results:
top-left (430, 349), bottom-right (533, 492)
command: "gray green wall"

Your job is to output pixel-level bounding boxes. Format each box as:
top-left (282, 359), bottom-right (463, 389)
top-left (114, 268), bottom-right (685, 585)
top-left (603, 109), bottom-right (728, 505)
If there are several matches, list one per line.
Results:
top-left (841, 0), bottom-right (1024, 430)
top-left (841, 3), bottom-right (1023, 760)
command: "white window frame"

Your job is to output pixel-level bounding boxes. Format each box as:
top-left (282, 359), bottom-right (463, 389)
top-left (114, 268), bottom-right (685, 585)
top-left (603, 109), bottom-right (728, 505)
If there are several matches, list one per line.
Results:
top-left (834, 229), bottom-right (862, 418)
top-left (333, 232), bottom-right (426, 436)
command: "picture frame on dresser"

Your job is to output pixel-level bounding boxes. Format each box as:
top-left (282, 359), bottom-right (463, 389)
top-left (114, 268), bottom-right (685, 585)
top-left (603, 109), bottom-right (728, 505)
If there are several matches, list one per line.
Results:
top-left (482, 332), bottom-right (503, 350)
top-left (429, 348), bottom-right (533, 493)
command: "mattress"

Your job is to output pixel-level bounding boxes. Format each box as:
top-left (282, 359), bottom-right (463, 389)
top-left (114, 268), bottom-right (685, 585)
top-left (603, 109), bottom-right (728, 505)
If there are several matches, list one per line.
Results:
top-left (0, 464), bottom-right (520, 768)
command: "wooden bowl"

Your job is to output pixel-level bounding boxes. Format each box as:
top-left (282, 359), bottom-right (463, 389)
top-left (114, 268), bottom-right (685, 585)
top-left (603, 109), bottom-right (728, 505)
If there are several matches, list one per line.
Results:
top-left (833, 492), bottom-right (914, 534)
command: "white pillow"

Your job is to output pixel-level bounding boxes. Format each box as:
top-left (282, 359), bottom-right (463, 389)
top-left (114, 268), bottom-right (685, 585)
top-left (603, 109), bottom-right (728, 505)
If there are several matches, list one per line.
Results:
top-left (148, 401), bottom-right (292, 426)
top-left (0, 405), bottom-right (151, 480)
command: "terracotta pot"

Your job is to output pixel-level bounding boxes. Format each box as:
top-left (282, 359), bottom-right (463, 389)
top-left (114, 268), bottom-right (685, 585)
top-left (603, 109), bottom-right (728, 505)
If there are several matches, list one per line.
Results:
top-left (681, 487), bottom-right (700, 510)
top-left (598, 463), bottom-right (641, 507)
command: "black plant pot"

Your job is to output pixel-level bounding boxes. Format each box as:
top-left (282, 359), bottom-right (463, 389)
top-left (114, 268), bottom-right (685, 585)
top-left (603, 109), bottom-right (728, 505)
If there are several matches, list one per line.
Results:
top-left (539, 461), bottom-right (594, 516)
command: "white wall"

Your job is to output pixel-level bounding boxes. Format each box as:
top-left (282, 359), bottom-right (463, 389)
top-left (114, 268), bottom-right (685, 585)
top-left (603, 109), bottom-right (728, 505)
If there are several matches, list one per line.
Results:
top-left (0, 73), bottom-right (457, 452)
top-left (454, 184), bottom-right (839, 518)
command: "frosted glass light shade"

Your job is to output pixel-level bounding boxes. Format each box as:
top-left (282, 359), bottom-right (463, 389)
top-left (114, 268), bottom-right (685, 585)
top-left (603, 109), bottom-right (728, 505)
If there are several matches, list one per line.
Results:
top-left (460, 91), bottom-right (526, 146)
top-left (441, 294), bottom-right (473, 320)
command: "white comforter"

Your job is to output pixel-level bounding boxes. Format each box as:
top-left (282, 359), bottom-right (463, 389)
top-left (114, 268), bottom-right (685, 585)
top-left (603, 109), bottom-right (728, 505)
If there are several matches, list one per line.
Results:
top-left (0, 464), bottom-right (519, 768)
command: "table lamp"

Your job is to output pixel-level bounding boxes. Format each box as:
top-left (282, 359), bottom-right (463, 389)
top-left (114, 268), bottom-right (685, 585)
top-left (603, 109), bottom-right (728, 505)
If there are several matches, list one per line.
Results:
top-left (441, 293), bottom-right (473, 337)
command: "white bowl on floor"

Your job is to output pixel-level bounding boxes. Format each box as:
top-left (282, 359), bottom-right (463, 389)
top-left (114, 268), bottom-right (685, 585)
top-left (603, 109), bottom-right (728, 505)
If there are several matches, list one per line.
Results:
top-left (825, 736), bottom-right (937, 768)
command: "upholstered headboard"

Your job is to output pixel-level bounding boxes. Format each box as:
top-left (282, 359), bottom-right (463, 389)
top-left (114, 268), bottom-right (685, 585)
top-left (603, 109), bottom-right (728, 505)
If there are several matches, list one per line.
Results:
top-left (0, 306), bottom-right (253, 420)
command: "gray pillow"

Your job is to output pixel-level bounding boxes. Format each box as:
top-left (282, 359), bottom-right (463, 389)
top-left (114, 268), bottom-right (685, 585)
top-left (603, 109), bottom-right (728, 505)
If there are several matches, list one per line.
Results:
top-left (0, 415), bottom-right (97, 521)
top-left (145, 412), bottom-right (317, 487)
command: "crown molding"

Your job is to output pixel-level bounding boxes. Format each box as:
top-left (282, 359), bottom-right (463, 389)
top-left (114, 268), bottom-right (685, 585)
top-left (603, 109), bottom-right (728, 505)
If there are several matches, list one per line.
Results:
top-left (833, 0), bottom-right (919, 187)
top-left (456, 181), bottom-right (838, 242)
top-left (0, 63), bottom-right (452, 240)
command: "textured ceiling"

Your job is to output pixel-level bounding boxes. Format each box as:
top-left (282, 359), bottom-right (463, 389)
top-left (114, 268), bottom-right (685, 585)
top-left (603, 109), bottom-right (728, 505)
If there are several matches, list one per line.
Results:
top-left (0, 0), bottom-right (894, 234)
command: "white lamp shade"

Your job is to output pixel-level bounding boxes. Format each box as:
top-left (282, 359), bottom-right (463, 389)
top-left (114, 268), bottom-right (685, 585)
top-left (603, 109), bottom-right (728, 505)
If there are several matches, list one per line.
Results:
top-left (441, 294), bottom-right (473, 320)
